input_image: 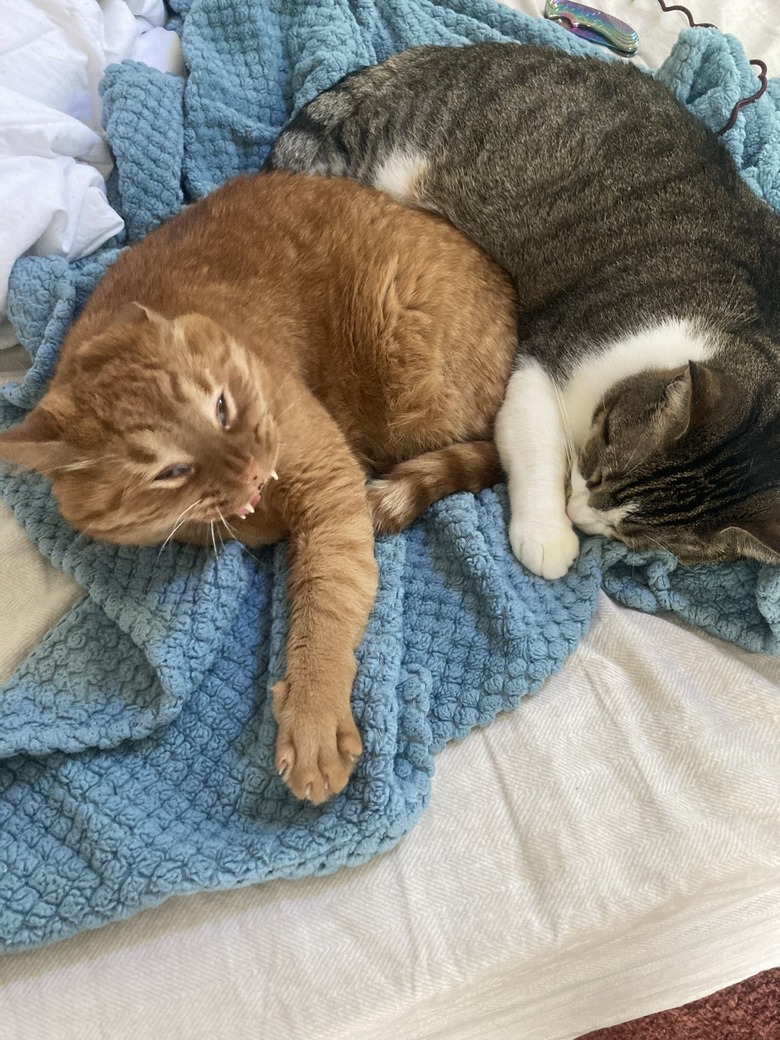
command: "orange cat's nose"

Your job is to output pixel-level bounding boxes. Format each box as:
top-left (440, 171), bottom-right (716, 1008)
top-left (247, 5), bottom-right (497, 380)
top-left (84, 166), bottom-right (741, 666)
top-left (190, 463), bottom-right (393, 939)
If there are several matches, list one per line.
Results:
top-left (240, 458), bottom-right (262, 488)
top-left (232, 458), bottom-right (266, 519)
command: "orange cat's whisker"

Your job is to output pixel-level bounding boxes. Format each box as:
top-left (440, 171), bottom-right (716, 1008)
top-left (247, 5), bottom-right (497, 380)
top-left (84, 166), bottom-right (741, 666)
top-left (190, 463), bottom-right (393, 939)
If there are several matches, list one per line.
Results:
top-left (218, 511), bottom-right (263, 564)
top-left (214, 510), bottom-right (232, 538)
top-left (57, 454), bottom-right (123, 472)
top-left (268, 370), bottom-right (297, 412)
top-left (209, 521), bottom-right (220, 560)
top-left (269, 383), bottom-right (304, 424)
top-left (217, 508), bottom-right (238, 538)
top-left (157, 498), bottom-right (205, 557)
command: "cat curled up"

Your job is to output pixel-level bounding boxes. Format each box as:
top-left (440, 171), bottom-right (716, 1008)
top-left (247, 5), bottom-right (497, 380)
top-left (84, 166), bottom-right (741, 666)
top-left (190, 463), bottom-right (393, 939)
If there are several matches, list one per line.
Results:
top-left (269, 42), bottom-right (780, 578)
top-left (0, 171), bottom-right (518, 803)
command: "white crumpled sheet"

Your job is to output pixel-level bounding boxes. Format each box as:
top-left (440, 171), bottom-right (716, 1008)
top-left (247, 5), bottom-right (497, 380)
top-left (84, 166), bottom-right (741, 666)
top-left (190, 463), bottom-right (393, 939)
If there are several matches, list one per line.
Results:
top-left (0, 0), bottom-right (184, 322)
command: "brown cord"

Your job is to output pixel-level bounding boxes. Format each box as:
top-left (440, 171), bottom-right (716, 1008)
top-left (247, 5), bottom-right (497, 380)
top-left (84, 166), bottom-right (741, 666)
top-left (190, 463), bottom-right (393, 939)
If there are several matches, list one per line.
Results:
top-left (654, 1), bottom-right (715, 30)
top-left (717, 59), bottom-right (768, 134)
top-left (650, 0), bottom-right (768, 134)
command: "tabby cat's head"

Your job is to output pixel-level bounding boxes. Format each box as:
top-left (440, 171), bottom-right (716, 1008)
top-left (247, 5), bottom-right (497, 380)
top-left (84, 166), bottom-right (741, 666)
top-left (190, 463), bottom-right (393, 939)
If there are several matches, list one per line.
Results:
top-left (567, 361), bottom-right (780, 565)
top-left (0, 307), bottom-right (279, 545)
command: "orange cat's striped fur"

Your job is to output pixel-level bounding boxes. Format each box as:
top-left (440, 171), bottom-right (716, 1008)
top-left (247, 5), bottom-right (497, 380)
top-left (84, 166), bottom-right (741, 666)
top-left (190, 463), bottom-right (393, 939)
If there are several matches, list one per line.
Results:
top-left (0, 171), bottom-right (517, 803)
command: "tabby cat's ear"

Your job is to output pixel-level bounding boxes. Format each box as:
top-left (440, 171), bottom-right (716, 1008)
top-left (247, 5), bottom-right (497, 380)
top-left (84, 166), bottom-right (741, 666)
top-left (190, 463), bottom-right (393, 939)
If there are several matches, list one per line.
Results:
top-left (663, 361), bottom-right (727, 440)
top-left (0, 405), bottom-right (81, 475)
top-left (720, 516), bottom-right (780, 563)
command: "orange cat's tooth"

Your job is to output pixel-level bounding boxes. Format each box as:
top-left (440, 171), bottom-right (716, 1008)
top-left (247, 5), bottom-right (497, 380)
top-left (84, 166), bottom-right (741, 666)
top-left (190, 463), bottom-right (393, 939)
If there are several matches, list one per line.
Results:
top-left (270, 469), bottom-right (279, 480)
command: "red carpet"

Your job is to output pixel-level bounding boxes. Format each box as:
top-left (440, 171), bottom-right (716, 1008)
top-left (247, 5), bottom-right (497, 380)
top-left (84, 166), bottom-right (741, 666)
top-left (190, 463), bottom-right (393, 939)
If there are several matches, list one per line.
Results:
top-left (578, 968), bottom-right (780, 1039)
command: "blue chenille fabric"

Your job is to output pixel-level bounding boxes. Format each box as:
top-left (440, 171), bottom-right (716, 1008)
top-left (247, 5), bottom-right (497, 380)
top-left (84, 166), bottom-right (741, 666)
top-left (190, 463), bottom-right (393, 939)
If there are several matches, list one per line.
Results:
top-left (0, 0), bottom-right (778, 951)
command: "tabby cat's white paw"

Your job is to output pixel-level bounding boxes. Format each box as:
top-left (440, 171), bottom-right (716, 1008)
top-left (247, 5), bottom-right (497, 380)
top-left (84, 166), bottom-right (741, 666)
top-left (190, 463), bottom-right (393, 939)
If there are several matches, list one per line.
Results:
top-left (509, 519), bottom-right (580, 579)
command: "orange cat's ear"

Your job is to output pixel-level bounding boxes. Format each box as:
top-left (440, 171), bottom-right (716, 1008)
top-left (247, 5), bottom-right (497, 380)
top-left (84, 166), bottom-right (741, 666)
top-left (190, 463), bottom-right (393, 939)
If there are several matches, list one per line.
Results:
top-left (73, 303), bottom-right (171, 370)
top-left (0, 405), bottom-right (81, 475)
top-left (115, 301), bottom-right (169, 328)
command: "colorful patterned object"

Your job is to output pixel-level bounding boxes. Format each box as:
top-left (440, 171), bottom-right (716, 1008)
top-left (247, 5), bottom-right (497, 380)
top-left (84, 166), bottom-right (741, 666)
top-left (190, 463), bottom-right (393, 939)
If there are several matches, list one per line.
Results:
top-left (544, 0), bottom-right (639, 54)
top-left (0, 0), bottom-right (779, 951)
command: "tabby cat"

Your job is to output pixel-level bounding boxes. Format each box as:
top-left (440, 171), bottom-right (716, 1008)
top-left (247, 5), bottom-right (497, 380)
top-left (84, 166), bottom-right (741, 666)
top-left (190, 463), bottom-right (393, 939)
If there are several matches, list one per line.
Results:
top-left (0, 170), bottom-right (517, 802)
top-left (269, 42), bottom-right (780, 578)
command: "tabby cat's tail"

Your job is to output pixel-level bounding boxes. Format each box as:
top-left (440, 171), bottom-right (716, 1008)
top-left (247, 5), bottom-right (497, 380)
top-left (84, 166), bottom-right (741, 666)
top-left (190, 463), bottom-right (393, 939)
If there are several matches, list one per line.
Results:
top-left (368, 441), bottom-right (503, 535)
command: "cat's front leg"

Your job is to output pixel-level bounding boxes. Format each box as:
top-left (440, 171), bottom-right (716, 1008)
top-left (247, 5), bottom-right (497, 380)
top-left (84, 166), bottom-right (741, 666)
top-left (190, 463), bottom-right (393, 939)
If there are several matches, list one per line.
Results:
top-left (271, 399), bottom-right (379, 804)
top-left (495, 361), bottom-right (579, 579)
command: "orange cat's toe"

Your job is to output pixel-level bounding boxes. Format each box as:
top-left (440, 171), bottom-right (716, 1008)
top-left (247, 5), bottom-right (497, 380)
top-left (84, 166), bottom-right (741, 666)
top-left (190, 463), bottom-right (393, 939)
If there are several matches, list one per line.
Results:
top-left (272, 680), bottom-right (362, 804)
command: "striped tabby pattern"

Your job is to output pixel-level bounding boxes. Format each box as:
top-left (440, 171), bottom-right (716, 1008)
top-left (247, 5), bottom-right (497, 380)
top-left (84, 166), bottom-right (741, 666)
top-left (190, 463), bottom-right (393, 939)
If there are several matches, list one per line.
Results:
top-left (270, 43), bottom-right (780, 572)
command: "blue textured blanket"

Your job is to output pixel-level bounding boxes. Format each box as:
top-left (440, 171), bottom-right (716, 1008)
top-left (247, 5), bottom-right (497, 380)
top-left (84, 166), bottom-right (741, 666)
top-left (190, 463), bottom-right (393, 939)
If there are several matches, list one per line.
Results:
top-left (1, 0), bottom-right (779, 952)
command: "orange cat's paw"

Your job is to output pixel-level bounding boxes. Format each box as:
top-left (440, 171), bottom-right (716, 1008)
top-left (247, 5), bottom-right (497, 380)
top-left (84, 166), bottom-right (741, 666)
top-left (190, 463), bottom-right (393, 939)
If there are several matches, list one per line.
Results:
top-left (271, 680), bottom-right (362, 804)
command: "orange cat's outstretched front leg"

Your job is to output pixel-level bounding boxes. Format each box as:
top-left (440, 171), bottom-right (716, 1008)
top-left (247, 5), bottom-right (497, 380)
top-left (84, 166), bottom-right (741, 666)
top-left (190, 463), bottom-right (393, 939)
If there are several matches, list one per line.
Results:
top-left (268, 390), bottom-right (379, 804)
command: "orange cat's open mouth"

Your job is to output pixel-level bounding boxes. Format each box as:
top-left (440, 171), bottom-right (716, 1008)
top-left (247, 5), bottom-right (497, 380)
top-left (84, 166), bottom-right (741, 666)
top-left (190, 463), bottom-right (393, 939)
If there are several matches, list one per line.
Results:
top-left (234, 468), bottom-right (278, 519)
top-left (235, 489), bottom-right (263, 519)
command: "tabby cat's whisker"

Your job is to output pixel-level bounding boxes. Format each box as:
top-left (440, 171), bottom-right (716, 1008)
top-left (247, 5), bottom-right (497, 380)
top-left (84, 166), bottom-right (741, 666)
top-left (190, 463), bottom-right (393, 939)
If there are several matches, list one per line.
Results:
top-left (641, 532), bottom-right (691, 570)
top-left (621, 439), bottom-right (653, 478)
top-left (551, 381), bottom-right (575, 465)
top-left (737, 459), bottom-right (755, 496)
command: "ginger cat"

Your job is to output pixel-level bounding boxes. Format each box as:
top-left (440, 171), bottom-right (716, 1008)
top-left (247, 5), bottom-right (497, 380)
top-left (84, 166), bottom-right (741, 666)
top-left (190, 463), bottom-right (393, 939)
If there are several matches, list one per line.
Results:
top-left (0, 171), bottom-right (517, 803)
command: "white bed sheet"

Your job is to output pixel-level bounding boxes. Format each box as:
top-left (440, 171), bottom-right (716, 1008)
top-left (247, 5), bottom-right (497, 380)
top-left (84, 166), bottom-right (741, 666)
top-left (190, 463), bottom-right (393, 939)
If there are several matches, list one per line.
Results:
top-left (2, 598), bottom-right (779, 1040)
top-left (1, 2), bottom-right (780, 1038)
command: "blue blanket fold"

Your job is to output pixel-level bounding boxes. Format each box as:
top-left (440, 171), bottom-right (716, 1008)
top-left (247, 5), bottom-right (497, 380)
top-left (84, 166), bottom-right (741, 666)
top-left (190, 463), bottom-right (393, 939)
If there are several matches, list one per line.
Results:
top-left (1, 0), bottom-right (779, 952)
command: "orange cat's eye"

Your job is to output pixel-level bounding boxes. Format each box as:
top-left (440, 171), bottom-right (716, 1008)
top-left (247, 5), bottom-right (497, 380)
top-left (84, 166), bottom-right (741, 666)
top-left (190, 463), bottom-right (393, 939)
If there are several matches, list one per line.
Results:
top-left (154, 464), bottom-right (191, 482)
top-left (216, 393), bottom-right (230, 429)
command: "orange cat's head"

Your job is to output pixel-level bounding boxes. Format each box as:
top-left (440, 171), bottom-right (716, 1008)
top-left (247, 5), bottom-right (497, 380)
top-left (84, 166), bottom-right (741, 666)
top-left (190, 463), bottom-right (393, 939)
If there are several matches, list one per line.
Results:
top-left (0, 306), bottom-right (280, 545)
